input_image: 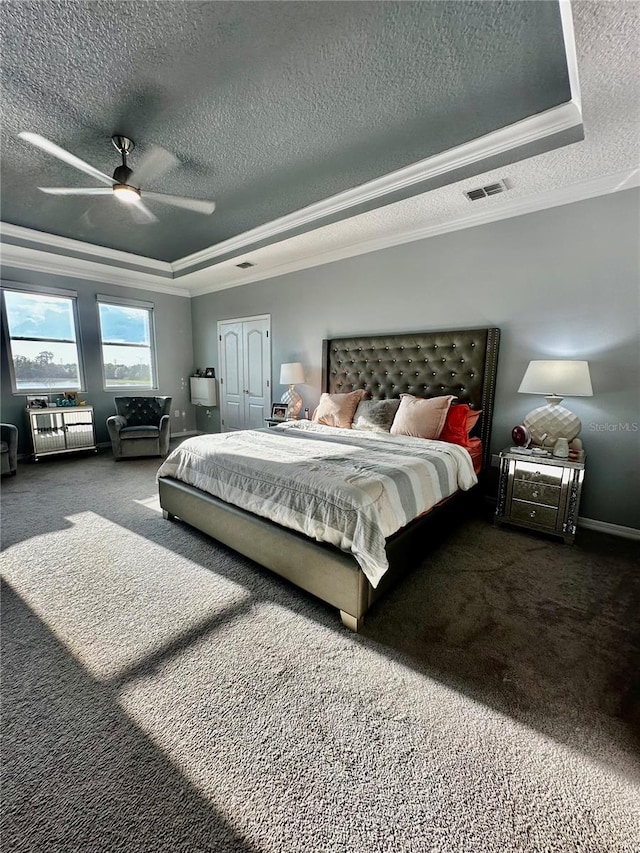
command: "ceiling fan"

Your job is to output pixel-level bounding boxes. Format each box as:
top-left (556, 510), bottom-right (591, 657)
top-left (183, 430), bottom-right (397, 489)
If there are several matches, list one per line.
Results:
top-left (18, 132), bottom-right (216, 224)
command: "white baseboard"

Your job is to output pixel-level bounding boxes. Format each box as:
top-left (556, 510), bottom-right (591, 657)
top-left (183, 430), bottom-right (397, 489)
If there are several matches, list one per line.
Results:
top-left (578, 517), bottom-right (640, 541)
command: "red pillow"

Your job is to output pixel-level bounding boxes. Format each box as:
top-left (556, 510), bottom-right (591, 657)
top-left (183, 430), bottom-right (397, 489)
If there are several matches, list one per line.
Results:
top-left (439, 404), bottom-right (481, 447)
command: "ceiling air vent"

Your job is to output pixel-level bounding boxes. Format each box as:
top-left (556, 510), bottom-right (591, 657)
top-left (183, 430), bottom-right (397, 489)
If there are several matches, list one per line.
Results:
top-left (464, 179), bottom-right (509, 201)
top-left (236, 261), bottom-right (255, 269)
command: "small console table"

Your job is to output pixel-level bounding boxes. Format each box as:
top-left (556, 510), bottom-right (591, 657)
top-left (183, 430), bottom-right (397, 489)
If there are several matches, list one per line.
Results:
top-left (27, 405), bottom-right (97, 461)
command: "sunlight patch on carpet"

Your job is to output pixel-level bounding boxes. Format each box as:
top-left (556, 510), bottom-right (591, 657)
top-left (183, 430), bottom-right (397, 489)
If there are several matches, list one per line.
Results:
top-left (0, 510), bottom-right (253, 682)
top-left (111, 602), bottom-right (640, 852)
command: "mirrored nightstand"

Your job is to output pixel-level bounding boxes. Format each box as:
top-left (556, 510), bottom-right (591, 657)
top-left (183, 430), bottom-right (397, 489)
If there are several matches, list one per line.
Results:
top-left (494, 448), bottom-right (585, 544)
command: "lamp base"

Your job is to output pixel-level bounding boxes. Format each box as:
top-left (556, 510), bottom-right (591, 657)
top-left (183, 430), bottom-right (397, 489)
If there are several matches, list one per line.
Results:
top-left (523, 396), bottom-right (581, 447)
top-left (281, 386), bottom-right (302, 419)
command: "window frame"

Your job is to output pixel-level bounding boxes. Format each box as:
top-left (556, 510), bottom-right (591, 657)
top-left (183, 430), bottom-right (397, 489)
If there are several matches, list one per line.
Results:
top-left (1, 282), bottom-right (86, 395)
top-left (96, 294), bottom-right (158, 391)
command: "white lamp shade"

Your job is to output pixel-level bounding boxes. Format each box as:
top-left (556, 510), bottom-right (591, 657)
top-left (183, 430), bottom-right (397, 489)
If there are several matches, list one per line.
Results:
top-left (279, 362), bottom-right (305, 385)
top-left (518, 360), bottom-right (593, 397)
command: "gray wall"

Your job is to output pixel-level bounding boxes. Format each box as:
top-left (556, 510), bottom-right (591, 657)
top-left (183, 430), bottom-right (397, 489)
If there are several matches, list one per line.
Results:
top-left (191, 188), bottom-right (640, 530)
top-left (1, 270), bottom-right (196, 450)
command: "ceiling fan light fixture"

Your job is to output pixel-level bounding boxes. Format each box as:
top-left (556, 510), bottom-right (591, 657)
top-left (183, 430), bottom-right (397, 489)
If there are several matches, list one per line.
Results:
top-left (112, 184), bottom-right (141, 204)
top-left (20, 131), bottom-right (215, 220)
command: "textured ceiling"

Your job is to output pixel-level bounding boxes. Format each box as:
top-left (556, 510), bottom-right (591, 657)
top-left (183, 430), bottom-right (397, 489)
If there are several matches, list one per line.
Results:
top-left (0, 0), bottom-right (573, 263)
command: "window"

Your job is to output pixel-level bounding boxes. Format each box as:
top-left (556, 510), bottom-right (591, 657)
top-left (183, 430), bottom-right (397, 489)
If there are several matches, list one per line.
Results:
top-left (97, 296), bottom-right (157, 389)
top-left (2, 286), bottom-right (83, 393)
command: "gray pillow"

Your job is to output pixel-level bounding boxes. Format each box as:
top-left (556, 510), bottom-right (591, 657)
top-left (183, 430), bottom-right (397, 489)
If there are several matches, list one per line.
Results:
top-left (352, 398), bottom-right (401, 433)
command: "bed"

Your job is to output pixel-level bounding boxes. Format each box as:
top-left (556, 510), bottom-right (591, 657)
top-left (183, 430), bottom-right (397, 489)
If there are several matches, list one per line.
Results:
top-left (158, 327), bottom-right (500, 630)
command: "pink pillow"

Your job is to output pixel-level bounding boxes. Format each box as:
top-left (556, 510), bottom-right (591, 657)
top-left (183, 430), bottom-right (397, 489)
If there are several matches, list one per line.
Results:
top-left (390, 394), bottom-right (456, 440)
top-left (312, 390), bottom-right (366, 429)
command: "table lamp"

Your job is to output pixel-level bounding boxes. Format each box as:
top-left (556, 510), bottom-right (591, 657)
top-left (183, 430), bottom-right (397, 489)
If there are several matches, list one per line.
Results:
top-left (279, 362), bottom-right (305, 418)
top-left (518, 360), bottom-right (593, 447)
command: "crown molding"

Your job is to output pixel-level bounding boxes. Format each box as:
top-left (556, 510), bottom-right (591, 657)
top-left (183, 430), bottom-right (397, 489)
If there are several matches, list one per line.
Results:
top-left (185, 168), bottom-right (640, 297)
top-left (559, 0), bottom-right (582, 114)
top-left (3, 168), bottom-right (635, 299)
top-left (3, 168), bottom-right (636, 299)
top-left (0, 222), bottom-right (172, 275)
top-left (0, 240), bottom-right (188, 297)
top-left (1, 94), bottom-right (584, 290)
top-left (173, 100), bottom-right (583, 274)
top-left (1, 101), bottom-right (583, 283)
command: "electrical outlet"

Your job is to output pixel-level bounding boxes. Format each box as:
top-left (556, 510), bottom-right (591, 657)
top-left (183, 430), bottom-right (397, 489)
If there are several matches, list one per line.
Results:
top-left (174, 409), bottom-right (180, 417)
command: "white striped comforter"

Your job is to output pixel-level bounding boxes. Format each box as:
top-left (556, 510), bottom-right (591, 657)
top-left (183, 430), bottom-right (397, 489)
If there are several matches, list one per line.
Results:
top-left (157, 421), bottom-right (477, 588)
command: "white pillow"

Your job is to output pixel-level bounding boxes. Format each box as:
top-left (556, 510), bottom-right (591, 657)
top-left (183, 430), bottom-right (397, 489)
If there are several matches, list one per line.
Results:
top-left (312, 390), bottom-right (366, 429)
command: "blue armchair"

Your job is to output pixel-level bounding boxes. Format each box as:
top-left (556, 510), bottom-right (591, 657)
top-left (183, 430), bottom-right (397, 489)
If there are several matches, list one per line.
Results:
top-left (1, 423), bottom-right (18, 476)
top-left (106, 396), bottom-right (172, 459)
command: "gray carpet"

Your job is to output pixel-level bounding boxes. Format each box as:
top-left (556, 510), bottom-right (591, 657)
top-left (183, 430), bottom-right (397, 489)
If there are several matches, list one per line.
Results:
top-left (1, 444), bottom-right (639, 853)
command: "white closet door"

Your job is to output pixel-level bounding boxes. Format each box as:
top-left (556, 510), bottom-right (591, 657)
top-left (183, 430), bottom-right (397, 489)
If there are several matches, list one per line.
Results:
top-left (219, 321), bottom-right (244, 432)
top-left (218, 315), bottom-right (270, 432)
top-left (244, 317), bottom-right (270, 429)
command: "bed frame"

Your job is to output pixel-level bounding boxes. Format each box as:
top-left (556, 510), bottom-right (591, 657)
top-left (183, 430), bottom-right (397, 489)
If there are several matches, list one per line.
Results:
top-left (159, 327), bottom-right (500, 630)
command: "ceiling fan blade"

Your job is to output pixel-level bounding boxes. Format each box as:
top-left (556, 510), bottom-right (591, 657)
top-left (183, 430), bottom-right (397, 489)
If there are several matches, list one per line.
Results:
top-left (19, 132), bottom-right (115, 186)
top-left (143, 191), bottom-right (216, 215)
top-left (129, 145), bottom-right (179, 188)
top-left (128, 199), bottom-right (159, 224)
top-left (38, 186), bottom-right (113, 196)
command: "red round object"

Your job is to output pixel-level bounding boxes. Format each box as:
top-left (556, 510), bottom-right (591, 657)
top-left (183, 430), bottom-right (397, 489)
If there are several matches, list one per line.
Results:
top-left (511, 425), bottom-right (530, 447)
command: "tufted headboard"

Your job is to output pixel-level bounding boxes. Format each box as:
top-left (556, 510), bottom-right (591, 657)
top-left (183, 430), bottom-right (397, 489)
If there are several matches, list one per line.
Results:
top-left (322, 328), bottom-right (500, 471)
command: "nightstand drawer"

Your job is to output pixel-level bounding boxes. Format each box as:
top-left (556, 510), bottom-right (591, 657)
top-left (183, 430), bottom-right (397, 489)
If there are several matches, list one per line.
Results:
top-left (510, 499), bottom-right (558, 529)
top-left (512, 479), bottom-right (561, 507)
top-left (513, 460), bottom-right (563, 487)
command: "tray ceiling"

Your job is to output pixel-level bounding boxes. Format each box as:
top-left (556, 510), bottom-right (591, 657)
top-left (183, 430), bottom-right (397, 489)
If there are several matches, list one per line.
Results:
top-left (1, 0), bottom-right (574, 265)
top-left (0, 0), bottom-right (640, 293)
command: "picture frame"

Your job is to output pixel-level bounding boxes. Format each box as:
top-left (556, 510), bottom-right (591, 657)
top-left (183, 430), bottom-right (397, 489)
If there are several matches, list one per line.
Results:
top-left (26, 395), bottom-right (49, 409)
top-left (271, 402), bottom-right (288, 420)
top-left (204, 367), bottom-right (216, 378)
top-left (64, 391), bottom-right (79, 405)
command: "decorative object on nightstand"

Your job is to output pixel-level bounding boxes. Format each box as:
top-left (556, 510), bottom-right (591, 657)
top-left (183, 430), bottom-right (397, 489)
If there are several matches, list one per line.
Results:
top-left (495, 448), bottom-right (585, 544)
top-left (568, 437), bottom-right (585, 462)
top-left (511, 424), bottom-right (531, 448)
top-left (552, 437), bottom-right (569, 458)
top-left (517, 360), bottom-right (593, 448)
top-left (270, 402), bottom-right (288, 421)
top-left (279, 362), bottom-right (305, 418)
top-left (266, 402), bottom-right (290, 427)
